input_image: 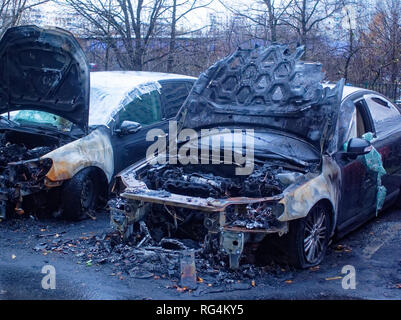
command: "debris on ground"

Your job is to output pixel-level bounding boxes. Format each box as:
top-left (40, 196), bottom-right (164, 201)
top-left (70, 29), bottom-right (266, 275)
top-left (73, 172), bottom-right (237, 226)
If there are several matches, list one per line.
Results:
top-left (35, 226), bottom-right (287, 296)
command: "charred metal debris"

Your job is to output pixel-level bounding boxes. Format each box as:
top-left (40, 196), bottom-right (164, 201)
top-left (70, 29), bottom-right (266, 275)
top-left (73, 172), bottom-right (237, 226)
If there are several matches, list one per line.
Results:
top-left (0, 127), bottom-right (73, 219)
top-left (109, 44), bottom-right (344, 269)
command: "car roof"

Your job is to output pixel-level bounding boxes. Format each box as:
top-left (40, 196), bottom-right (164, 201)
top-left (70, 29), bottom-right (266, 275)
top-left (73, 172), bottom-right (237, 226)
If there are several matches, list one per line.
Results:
top-left (89, 71), bottom-right (196, 126)
top-left (323, 83), bottom-right (369, 101)
top-left (90, 71), bottom-right (196, 88)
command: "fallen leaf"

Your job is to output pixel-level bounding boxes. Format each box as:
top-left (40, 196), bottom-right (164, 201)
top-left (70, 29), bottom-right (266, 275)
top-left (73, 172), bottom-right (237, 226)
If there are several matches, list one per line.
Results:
top-left (325, 276), bottom-right (342, 281)
top-left (335, 244), bottom-right (352, 252)
top-left (197, 277), bottom-right (203, 283)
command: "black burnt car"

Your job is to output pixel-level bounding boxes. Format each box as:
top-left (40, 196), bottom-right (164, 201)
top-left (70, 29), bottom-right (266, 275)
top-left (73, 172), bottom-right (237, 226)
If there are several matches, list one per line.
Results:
top-left (0, 26), bottom-right (195, 220)
top-left (110, 45), bottom-right (401, 269)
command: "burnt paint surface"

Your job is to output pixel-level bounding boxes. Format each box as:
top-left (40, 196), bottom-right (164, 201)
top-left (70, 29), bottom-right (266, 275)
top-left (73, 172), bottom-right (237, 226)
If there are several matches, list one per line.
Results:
top-left (43, 126), bottom-right (114, 183)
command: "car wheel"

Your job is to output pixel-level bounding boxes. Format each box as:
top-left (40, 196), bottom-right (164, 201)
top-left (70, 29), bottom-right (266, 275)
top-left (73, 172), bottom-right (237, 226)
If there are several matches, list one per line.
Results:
top-left (394, 189), bottom-right (401, 209)
top-left (61, 168), bottom-right (100, 220)
top-left (279, 203), bottom-right (331, 268)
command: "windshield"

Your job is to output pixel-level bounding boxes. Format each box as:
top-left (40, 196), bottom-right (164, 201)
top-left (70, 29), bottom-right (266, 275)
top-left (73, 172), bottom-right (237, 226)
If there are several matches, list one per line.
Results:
top-left (1, 110), bottom-right (73, 132)
top-left (181, 129), bottom-right (320, 165)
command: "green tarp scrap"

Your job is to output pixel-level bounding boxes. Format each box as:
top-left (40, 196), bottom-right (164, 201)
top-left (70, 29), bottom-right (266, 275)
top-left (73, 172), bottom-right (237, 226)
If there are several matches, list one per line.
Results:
top-left (361, 133), bottom-right (387, 214)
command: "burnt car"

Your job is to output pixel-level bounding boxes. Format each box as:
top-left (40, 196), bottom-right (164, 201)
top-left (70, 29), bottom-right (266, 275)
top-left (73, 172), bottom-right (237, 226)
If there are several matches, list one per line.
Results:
top-left (0, 25), bottom-right (195, 220)
top-left (110, 44), bottom-right (401, 269)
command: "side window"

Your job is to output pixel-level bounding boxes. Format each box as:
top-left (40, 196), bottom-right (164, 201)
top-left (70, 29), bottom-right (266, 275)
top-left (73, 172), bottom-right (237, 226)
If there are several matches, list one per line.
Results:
top-left (160, 81), bottom-right (192, 119)
top-left (117, 90), bottom-right (161, 126)
top-left (364, 94), bottom-right (401, 137)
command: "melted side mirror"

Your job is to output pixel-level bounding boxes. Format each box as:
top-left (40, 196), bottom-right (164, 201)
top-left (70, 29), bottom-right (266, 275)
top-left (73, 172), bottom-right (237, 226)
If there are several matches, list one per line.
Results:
top-left (346, 138), bottom-right (373, 159)
top-left (115, 120), bottom-right (142, 135)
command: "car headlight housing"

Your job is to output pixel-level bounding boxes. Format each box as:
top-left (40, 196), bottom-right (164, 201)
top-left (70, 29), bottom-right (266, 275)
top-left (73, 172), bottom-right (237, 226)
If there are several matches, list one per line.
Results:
top-left (8, 158), bottom-right (53, 184)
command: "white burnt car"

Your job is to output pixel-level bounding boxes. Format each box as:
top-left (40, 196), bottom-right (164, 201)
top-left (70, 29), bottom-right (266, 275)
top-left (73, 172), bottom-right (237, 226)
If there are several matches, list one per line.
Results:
top-left (0, 26), bottom-right (195, 220)
top-left (110, 45), bottom-right (401, 269)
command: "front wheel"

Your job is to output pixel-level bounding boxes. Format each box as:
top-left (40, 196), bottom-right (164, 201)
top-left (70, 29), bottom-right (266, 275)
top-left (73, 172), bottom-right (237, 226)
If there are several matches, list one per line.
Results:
top-left (274, 203), bottom-right (331, 268)
top-left (61, 168), bottom-right (100, 220)
top-left (300, 205), bottom-right (330, 266)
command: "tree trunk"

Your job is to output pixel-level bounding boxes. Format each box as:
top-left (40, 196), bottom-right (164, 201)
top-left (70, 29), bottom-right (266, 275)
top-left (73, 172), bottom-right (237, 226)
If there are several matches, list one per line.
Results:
top-left (167, 0), bottom-right (177, 73)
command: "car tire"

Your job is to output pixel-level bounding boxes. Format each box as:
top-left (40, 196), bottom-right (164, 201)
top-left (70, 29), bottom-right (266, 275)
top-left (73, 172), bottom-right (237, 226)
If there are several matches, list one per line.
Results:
top-left (394, 189), bottom-right (401, 209)
top-left (61, 167), bottom-right (100, 220)
top-left (271, 203), bottom-right (331, 269)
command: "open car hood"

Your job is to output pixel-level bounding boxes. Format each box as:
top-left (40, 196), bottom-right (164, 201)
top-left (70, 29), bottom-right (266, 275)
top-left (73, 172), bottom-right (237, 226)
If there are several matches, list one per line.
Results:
top-left (177, 45), bottom-right (344, 153)
top-left (0, 25), bottom-right (89, 131)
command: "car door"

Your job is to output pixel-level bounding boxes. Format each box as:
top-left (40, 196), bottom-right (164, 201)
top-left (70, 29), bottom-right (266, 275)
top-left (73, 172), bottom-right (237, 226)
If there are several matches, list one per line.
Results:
top-left (111, 79), bottom-right (194, 175)
top-left (363, 94), bottom-right (401, 197)
top-left (335, 95), bottom-right (377, 230)
top-left (110, 89), bottom-right (168, 174)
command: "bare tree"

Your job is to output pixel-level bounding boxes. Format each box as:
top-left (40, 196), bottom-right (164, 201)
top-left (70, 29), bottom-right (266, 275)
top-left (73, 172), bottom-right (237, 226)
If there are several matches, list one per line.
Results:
top-left (0, 0), bottom-right (49, 36)
top-left (283, 0), bottom-right (343, 54)
top-left (166, 0), bottom-right (211, 72)
top-left (59, 0), bottom-right (169, 71)
top-left (219, 0), bottom-right (293, 43)
top-left (357, 0), bottom-right (401, 85)
top-left (333, 0), bottom-right (369, 81)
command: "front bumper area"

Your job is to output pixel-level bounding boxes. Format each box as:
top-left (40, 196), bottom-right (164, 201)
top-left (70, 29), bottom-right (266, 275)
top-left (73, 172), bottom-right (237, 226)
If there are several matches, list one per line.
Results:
top-left (110, 188), bottom-right (288, 269)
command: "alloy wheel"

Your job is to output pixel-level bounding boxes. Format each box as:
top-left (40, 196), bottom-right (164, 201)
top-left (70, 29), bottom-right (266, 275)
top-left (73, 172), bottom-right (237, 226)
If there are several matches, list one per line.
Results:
top-left (303, 206), bottom-right (327, 264)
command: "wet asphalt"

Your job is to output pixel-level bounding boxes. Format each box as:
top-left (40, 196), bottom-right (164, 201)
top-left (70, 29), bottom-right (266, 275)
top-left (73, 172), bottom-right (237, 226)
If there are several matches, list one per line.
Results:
top-left (0, 207), bottom-right (400, 300)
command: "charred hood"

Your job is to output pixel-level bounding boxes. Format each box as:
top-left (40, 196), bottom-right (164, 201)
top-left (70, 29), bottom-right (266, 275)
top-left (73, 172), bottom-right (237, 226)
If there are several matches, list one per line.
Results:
top-left (177, 45), bottom-right (344, 153)
top-left (0, 25), bottom-right (89, 131)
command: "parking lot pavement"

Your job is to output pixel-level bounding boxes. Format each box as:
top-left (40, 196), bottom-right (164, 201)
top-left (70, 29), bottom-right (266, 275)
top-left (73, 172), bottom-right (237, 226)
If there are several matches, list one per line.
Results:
top-left (0, 208), bottom-right (400, 300)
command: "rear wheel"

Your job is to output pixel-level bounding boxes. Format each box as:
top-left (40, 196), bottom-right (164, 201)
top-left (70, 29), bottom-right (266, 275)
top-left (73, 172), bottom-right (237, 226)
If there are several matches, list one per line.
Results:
top-left (61, 168), bottom-right (100, 220)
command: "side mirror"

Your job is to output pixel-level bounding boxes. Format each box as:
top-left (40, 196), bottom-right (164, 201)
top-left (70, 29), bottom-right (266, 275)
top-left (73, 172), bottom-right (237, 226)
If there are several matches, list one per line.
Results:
top-left (115, 120), bottom-right (142, 135)
top-left (346, 138), bottom-right (373, 159)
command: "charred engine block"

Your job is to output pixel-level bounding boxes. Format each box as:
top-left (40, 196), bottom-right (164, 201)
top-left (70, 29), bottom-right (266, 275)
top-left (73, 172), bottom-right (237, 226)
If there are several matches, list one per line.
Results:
top-left (0, 130), bottom-right (61, 217)
top-left (143, 163), bottom-right (285, 199)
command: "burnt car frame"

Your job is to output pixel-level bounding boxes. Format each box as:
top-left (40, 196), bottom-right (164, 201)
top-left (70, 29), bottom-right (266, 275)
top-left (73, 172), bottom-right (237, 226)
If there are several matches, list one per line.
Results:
top-left (0, 25), bottom-right (195, 220)
top-left (111, 45), bottom-right (401, 269)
